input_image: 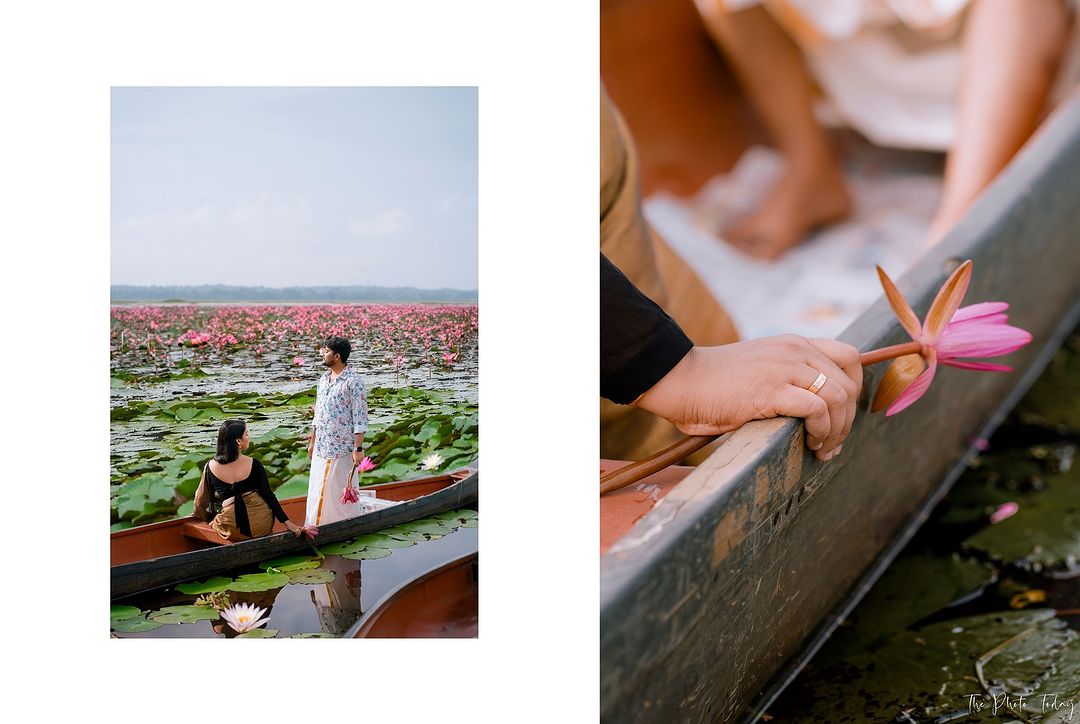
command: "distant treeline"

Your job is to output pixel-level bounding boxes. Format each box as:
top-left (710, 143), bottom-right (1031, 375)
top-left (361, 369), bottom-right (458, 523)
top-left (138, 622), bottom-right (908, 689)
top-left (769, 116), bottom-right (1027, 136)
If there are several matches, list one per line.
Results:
top-left (111, 284), bottom-right (478, 303)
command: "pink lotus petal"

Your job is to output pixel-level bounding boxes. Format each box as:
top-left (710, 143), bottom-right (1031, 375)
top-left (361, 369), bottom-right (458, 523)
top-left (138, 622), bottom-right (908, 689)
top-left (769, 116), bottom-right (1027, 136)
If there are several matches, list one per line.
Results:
top-left (990, 502), bottom-right (1019, 524)
top-left (940, 360), bottom-right (1014, 372)
top-left (950, 302), bottom-right (1009, 323)
top-left (301, 525), bottom-right (319, 540)
top-left (972, 437), bottom-right (991, 452)
top-left (886, 350), bottom-right (938, 416)
top-left (935, 323), bottom-right (1032, 359)
top-left (921, 261), bottom-right (972, 344)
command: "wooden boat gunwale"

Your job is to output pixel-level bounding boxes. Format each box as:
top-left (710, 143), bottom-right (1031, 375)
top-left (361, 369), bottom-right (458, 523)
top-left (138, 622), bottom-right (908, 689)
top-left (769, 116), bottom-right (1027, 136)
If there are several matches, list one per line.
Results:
top-left (600, 91), bottom-right (1080, 723)
top-left (111, 468), bottom-right (478, 599)
top-left (345, 547), bottom-right (479, 638)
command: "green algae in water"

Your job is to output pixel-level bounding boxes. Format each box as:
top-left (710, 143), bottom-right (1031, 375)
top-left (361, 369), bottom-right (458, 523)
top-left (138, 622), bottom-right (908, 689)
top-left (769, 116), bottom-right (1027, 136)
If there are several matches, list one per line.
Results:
top-left (819, 553), bottom-right (995, 660)
top-left (1015, 336), bottom-right (1080, 431)
top-left (769, 609), bottom-right (1080, 722)
top-left (962, 461), bottom-right (1080, 571)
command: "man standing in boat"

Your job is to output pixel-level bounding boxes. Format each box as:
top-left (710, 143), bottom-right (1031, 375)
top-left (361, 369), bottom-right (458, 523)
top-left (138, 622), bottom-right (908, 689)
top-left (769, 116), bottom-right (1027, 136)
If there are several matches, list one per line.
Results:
top-left (306, 335), bottom-right (368, 526)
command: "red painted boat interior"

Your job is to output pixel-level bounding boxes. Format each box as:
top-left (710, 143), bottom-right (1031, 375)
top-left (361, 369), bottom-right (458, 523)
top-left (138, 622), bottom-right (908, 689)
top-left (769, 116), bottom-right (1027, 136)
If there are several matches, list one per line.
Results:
top-left (352, 553), bottom-right (478, 638)
top-left (599, 460), bottom-right (694, 556)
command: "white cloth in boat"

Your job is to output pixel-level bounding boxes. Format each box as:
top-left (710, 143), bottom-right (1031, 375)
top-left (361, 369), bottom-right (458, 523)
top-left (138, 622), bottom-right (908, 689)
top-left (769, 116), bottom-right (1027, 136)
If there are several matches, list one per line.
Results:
top-left (700, 0), bottom-right (1080, 150)
top-left (305, 452), bottom-right (398, 527)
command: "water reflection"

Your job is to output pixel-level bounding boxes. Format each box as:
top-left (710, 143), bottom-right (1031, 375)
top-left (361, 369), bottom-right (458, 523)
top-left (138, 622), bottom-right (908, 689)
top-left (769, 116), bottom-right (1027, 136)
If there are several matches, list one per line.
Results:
top-left (113, 525), bottom-right (478, 639)
top-left (308, 555), bottom-right (363, 636)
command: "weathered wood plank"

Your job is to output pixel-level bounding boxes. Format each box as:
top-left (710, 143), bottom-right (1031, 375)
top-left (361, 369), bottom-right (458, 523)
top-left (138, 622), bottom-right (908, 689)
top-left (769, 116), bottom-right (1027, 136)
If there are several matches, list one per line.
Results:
top-left (111, 472), bottom-right (478, 598)
top-left (601, 91), bottom-right (1080, 723)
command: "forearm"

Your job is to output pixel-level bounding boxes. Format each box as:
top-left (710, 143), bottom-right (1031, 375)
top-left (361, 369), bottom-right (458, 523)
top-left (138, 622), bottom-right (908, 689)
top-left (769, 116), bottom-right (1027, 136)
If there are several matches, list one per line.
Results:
top-left (354, 433), bottom-right (365, 450)
top-left (600, 253), bottom-right (693, 404)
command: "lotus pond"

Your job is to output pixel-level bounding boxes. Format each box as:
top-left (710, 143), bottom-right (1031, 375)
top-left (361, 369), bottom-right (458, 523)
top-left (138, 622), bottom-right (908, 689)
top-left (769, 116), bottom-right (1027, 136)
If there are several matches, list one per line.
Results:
top-left (766, 328), bottom-right (1080, 722)
top-left (110, 304), bottom-right (478, 530)
top-left (111, 508), bottom-right (478, 638)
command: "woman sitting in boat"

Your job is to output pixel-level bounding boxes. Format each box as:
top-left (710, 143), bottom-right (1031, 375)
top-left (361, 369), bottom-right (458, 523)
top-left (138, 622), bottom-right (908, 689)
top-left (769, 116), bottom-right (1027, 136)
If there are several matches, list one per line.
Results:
top-left (193, 418), bottom-right (304, 540)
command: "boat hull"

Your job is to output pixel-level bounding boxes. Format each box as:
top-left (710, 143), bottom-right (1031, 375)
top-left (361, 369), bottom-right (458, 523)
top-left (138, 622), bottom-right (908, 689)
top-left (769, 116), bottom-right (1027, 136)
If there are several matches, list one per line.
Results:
top-left (347, 548), bottom-right (479, 638)
top-left (111, 470), bottom-right (478, 598)
top-left (600, 92), bottom-right (1080, 722)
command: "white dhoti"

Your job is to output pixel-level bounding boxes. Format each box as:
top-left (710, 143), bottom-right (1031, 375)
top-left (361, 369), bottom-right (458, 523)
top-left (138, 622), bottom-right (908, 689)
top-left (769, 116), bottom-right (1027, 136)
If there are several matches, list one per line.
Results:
top-left (306, 453), bottom-right (400, 527)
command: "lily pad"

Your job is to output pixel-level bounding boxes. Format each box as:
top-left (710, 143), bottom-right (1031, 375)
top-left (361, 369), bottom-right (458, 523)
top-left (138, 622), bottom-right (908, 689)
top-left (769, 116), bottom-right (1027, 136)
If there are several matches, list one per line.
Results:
top-left (340, 547), bottom-right (392, 560)
top-left (287, 568), bottom-right (336, 584)
top-left (174, 406), bottom-right (199, 421)
top-left (236, 628), bottom-right (278, 638)
top-left (175, 577), bottom-right (233, 595)
top-left (408, 520), bottom-right (456, 535)
top-left (148, 605), bottom-right (219, 624)
top-left (290, 632), bottom-right (335, 638)
top-left (320, 534), bottom-right (394, 556)
top-left (227, 572), bottom-right (290, 593)
top-left (461, 519), bottom-right (478, 529)
top-left (111, 616), bottom-right (164, 633)
top-left (376, 537), bottom-right (417, 549)
top-left (110, 605), bottom-right (142, 622)
top-left (259, 555), bottom-right (319, 572)
top-left (379, 527), bottom-right (428, 541)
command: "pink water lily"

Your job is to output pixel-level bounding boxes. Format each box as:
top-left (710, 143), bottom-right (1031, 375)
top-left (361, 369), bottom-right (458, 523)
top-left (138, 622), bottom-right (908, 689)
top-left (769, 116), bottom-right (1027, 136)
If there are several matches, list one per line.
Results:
top-left (300, 524), bottom-right (319, 540)
top-left (871, 261), bottom-right (1032, 416)
top-left (356, 456), bottom-right (376, 473)
top-left (339, 485), bottom-right (359, 505)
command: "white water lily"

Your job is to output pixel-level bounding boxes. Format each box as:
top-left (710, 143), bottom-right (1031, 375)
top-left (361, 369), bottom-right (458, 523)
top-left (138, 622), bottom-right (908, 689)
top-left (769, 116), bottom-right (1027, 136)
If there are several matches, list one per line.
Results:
top-left (220, 602), bottom-right (270, 634)
top-left (420, 453), bottom-right (443, 471)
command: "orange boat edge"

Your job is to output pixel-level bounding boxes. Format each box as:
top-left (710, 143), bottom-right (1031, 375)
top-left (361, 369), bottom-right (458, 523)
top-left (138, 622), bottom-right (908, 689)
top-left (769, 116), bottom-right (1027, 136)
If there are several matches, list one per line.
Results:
top-left (349, 550), bottom-right (478, 638)
top-left (599, 460), bottom-right (693, 556)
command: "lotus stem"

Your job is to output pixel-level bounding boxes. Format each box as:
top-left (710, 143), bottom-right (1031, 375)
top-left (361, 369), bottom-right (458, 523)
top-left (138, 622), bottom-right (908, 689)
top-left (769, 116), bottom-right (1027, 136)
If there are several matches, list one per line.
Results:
top-left (859, 341), bottom-right (923, 366)
top-left (600, 435), bottom-right (715, 495)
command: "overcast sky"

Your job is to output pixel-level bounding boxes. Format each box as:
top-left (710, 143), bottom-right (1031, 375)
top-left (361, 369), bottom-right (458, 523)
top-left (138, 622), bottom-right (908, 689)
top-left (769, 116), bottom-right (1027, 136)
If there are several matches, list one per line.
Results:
top-left (111, 87), bottom-right (477, 289)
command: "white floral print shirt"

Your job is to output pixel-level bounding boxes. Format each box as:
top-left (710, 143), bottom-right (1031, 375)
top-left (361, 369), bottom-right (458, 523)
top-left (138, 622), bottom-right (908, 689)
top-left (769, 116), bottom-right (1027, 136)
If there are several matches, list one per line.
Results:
top-left (312, 367), bottom-right (368, 459)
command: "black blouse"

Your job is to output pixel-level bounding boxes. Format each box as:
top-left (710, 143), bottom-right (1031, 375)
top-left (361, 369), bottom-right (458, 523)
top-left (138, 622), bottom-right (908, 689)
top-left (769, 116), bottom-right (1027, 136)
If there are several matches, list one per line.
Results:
top-left (206, 458), bottom-right (289, 537)
top-left (600, 253), bottom-right (693, 404)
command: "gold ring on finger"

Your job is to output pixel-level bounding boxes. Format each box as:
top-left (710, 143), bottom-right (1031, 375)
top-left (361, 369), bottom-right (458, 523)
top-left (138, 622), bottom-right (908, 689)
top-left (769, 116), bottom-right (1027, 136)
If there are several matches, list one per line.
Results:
top-left (806, 371), bottom-right (827, 395)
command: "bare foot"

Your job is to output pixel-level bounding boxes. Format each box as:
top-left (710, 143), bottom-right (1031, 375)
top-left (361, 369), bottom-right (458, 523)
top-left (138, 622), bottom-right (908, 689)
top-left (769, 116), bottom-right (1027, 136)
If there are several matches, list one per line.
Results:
top-left (724, 162), bottom-right (851, 260)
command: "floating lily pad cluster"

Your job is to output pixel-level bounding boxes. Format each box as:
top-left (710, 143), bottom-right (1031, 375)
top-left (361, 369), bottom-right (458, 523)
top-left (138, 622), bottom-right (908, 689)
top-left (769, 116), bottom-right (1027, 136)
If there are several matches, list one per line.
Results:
top-left (319, 509), bottom-right (478, 560)
top-left (770, 609), bottom-right (1080, 721)
top-left (110, 387), bottom-right (477, 529)
top-left (110, 388), bottom-right (316, 424)
top-left (767, 329), bottom-right (1080, 720)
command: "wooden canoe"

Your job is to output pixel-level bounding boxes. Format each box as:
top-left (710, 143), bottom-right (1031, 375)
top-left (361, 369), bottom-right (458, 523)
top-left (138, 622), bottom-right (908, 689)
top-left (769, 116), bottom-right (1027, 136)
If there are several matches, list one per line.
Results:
top-left (111, 468), bottom-right (478, 599)
top-left (600, 3), bottom-right (1080, 721)
top-left (346, 547), bottom-right (479, 638)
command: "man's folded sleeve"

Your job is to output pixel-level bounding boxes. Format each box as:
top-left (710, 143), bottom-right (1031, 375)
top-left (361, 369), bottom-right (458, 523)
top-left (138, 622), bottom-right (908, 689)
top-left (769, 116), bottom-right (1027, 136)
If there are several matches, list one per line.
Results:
top-left (601, 253), bottom-right (693, 404)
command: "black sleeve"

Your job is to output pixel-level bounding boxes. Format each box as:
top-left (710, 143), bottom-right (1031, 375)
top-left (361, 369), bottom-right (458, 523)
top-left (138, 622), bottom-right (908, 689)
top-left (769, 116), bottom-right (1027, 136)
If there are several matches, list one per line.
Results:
top-left (253, 459), bottom-right (290, 524)
top-left (601, 253), bottom-right (693, 404)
